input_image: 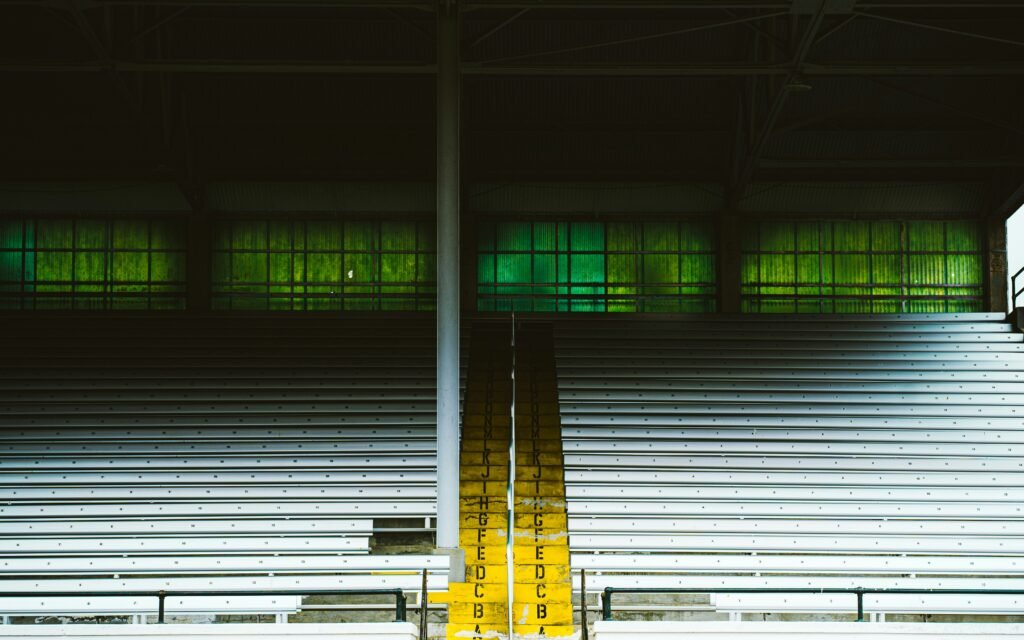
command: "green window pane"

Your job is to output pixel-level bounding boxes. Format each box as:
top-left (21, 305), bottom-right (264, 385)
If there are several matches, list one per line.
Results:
top-left (741, 219), bottom-right (983, 313)
top-left (476, 218), bottom-right (714, 313)
top-left (1, 217), bottom-right (183, 310)
top-left (212, 217), bottom-right (433, 311)
top-left (870, 221), bottom-right (901, 252)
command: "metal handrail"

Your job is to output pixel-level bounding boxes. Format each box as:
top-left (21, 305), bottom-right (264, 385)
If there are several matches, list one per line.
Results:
top-left (0, 588), bottom-right (408, 624)
top-left (601, 587), bottom-right (1024, 623)
top-left (506, 314), bottom-right (518, 640)
top-left (1012, 265), bottom-right (1024, 309)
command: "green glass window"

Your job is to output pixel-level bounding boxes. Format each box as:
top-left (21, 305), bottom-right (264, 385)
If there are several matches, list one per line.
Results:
top-left (0, 217), bottom-right (186, 310)
top-left (211, 217), bottom-right (435, 311)
top-left (740, 219), bottom-right (984, 313)
top-left (477, 219), bottom-right (716, 312)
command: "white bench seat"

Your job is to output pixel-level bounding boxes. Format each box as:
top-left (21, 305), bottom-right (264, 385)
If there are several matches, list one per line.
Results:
top-left (569, 533), bottom-right (1024, 554)
top-left (577, 575), bottom-right (1024, 591)
top-left (0, 574), bottom-right (449, 594)
top-left (0, 554), bottom-right (449, 576)
top-left (711, 593), bottom-right (1024, 616)
top-left (0, 596), bottom-right (302, 616)
top-left (2, 536), bottom-right (371, 554)
top-left (571, 553), bottom-right (1024, 575)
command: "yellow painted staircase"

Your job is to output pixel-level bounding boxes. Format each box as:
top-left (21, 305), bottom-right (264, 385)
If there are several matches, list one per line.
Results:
top-left (435, 322), bottom-right (576, 640)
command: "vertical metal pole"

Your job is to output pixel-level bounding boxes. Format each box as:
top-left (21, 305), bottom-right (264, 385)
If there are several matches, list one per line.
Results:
top-left (507, 314), bottom-right (517, 639)
top-left (856, 589), bottom-right (865, 622)
top-left (419, 569), bottom-right (429, 640)
top-left (397, 591), bottom-right (408, 622)
top-left (157, 591), bottom-right (166, 624)
top-left (435, 1), bottom-right (461, 553)
top-left (187, 211), bottom-right (211, 312)
top-left (580, 569), bottom-right (590, 640)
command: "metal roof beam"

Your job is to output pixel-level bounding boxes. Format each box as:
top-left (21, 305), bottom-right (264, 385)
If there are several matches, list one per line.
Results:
top-left (472, 11), bottom-right (788, 65)
top-left (735, 1), bottom-right (829, 190)
top-left (8, 0), bottom-right (1024, 7)
top-left (854, 11), bottom-right (1024, 49)
top-left (4, 60), bottom-right (1024, 75)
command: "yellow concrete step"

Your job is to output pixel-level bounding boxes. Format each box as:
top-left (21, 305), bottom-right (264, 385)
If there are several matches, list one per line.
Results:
top-left (459, 448), bottom-right (563, 467)
top-left (460, 481), bottom-right (509, 497)
top-left (461, 465), bottom-right (511, 481)
top-left (444, 624), bottom-right (578, 640)
top-left (509, 466), bottom-right (565, 481)
top-left (448, 601), bottom-right (508, 624)
top-left (464, 416), bottom-right (512, 428)
top-left (460, 494), bottom-right (567, 510)
top-left (514, 430), bottom-right (564, 440)
top-left (515, 451), bottom-right (564, 466)
top-left (460, 438), bottom-right (512, 447)
top-left (516, 513), bottom-right (567, 530)
top-left (462, 545), bottom-right (508, 565)
top-left (447, 602), bottom-right (574, 627)
top-left (511, 602), bottom-right (573, 626)
top-left (513, 496), bottom-right (567, 512)
top-left (444, 623), bottom-right (507, 639)
top-left (438, 581), bottom-right (571, 606)
top-left (511, 624), bottom-right (578, 639)
top-left (514, 418), bottom-right (562, 428)
top-left (508, 440), bottom-right (564, 452)
top-left (511, 544), bottom-right (569, 565)
top-left (459, 527), bottom-right (508, 547)
top-left (430, 583), bottom-right (507, 603)
top-left (510, 528), bottom-right (568, 545)
top-left (452, 326), bottom-right (575, 640)
top-left (513, 583), bottom-right (571, 603)
top-left (514, 563), bottom-right (571, 584)
top-left (459, 548), bottom-right (572, 573)
top-left (461, 512), bottom-right (506, 529)
top-left (466, 563), bottom-right (570, 585)
top-left (464, 563), bottom-right (508, 583)
top-left (513, 480), bottom-right (566, 496)
top-left (460, 496), bottom-right (508, 513)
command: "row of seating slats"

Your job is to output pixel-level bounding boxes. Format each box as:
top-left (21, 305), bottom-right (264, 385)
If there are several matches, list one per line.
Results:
top-left (554, 313), bottom-right (1024, 614)
top-left (0, 315), bottom-right (454, 614)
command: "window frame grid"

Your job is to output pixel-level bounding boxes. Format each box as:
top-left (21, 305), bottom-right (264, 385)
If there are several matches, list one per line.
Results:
top-left (740, 218), bottom-right (985, 314)
top-left (0, 215), bottom-right (187, 310)
top-left (477, 218), bottom-right (717, 313)
top-left (210, 214), bottom-right (436, 312)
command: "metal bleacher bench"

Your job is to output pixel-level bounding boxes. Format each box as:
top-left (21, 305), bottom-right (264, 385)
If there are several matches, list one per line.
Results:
top-left (0, 315), bottom-right (453, 620)
top-left (555, 313), bottom-right (1024, 619)
top-left (709, 592), bottom-right (1024, 621)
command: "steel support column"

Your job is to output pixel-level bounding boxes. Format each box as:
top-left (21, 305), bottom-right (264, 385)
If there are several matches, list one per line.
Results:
top-left (435, 1), bottom-right (461, 552)
top-left (717, 213), bottom-right (742, 313)
top-left (986, 214), bottom-right (1008, 314)
top-left (186, 211), bottom-right (211, 312)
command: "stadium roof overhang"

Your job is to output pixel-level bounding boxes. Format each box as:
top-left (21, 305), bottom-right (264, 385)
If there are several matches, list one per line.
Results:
top-left (1, 0), bottom-right (1023, 217)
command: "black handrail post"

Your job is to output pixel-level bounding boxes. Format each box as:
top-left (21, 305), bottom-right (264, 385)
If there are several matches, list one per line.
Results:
top-left (855, 589), bottom-right (865, 622)
top-left (602, 587), bottom-right (613, 621)
top-left (1013, 265), bottom-right (1024, 309)
top-left (419, 569), bottom-right (429, 640)
top-left (396, 589), bottom-right (408, 622)
top-left (580, 569), bottom-right (589, 640)
top-left (157, 590), bottom-right (166, 624)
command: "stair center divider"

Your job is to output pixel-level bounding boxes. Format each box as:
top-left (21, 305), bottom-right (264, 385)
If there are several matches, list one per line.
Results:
top-left (508, 318), bottom-right (517, 637)
top-left (432, 321), bottom-right (576, 640)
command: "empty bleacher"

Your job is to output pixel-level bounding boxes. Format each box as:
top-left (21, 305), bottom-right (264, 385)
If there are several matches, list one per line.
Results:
top-left (554, 313), bottom-right (1024, 618)
top-left (0, 315), bottom-right (451, 619)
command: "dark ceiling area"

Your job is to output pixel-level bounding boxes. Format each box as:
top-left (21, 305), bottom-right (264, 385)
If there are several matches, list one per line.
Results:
top-left (2, 0), bottom-right (1024, 217)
